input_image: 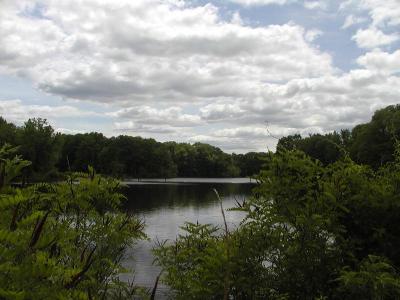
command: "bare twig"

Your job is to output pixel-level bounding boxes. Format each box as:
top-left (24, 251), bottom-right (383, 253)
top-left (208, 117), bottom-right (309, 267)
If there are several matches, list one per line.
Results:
top-left (29, 211), bottom-right (51, 249)
top-left (150, 270), bottom-right (163, 300)
top-left (264, 121), bottom-right (280, 140)
top-left (213, 189), bottom-right (230, 300)
top-left (214, 189), bottom-right (229, 236)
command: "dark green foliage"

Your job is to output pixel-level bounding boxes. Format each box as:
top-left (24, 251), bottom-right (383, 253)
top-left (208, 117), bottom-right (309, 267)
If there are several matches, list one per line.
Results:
top-left (350, 105), bottom-right (400, 168)
top-left (337, 255), bottom-right (400, 299)
top-left (276, 105), bottom-right (400, 169)
top-left (16, 118), bottom-right (62, 181)
top-left (0, 145), bottom-right (147, 299)
top-left (0, 118), bottom-right (17, 147)
top-left (276, 131), bottom-right (348, 165)
top-left (155, 148), bottom-right (400, 299)
top-left (165, 142), bottom-right (240, 178)
top-left (98, 136), bottom-right (177, 178)
top-left (0, 116), bottom-right (262, 179)
top-left (154, 222), bottom-right (229, 299)
top-left (57, 132), bottom-right (107, 172)
top-left (276, 133), bottom-right (302, 152)
top-left (232, 152), bottom-right (269, 177)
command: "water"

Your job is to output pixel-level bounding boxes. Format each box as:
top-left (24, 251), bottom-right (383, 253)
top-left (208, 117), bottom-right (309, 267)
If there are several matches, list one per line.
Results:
top-left (120, 178), bottom-right (254, 296)
top-left (123, 177), bottom-right (255, 184)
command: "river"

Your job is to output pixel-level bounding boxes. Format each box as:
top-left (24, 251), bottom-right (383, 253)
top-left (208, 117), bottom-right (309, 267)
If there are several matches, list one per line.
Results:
top-left (120, 178), bottom-right (255, 297)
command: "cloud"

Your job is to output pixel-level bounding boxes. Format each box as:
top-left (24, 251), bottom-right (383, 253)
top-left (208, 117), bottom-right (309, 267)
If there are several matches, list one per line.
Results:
top-left (113, 121), bottom-right (178, 134)
top-left (0, 99), bottom-right (95, 123)
top-left (342, 15), bottom-right (367, 29)
top-left (0, 0), bottom-right (399, 153)
top-left (0, 0), bottom-right (334, 104)
top-left (352, 27), bottom-right (399, 49)
top-left (303, 1), bottom-right (328, 10)
top-left (340, 0), bottom-right (400, 27)
top-left (341, 0), bottom-right (399, 50)
top-left (188, 133), bottom-right (274, 152)
top-left (109, 106), bottom-right (202, 127)
top-left (228, 0), bottom-right (294, 6)
top-left (193, 68), bottom-right (400, 135)
top-left (357, 49), bottom-right (400, 74)
top-left (361, 0), bottom-right (400, 27)
top-left (305, 29), bottom-right (323, 42)
top-left (200, 103), bottom-right (245, 121)
top-left (56, 128), bottom-right (85, 134)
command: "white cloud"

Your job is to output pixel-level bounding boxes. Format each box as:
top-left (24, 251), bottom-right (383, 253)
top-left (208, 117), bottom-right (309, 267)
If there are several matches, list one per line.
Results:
top-left (303, 1), bottom-right (328, 10)
top-left (188, 133), bottom-right (274, 152)
top-left (228, 0), bottom-right (293, 6)
top-left (342, 15), bottom-right (367, 29)
top-left (352, 27), bottom-right (399, 49)
top-left (0, 99), bottom-right (95, 123)
top-left (193, 68), bottom-right (400, 135)
top-left (113, 121), bottom-right (178, 134)
top-left (340, 0), bottom-right (400, 28)
top-left (109, 106), bottom-right (202, 127)
top-left (362, 0), bottom-right (400, 27)
top-left (200, 103), bottom-right (245, 121)
top-left (0, 0), bottom-right (399, 153)
top-left (357, 49), bottom-right (400, 74)
top-left (231, 12), bottom-right (244, 25)
top-left (0, 0), bottom-right (334, 105)
top-left (305, 29), bottom-right (323, 42)
top-left (341, 0), bottom-right (400, 51)
top-left (56, 128), bottom-right (85, 134)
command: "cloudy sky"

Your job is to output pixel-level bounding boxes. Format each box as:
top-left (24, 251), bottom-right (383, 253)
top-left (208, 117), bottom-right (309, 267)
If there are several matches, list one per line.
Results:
top-left (0, 0), bottom-right (399, 153)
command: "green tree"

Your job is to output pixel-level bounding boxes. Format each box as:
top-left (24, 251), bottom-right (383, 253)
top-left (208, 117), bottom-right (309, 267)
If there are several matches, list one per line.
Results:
top-left (337, 255), bottom-right (400, 299)
top-left (0, 117), bottom-right (17, 146)
top-left (233, 152), bottom-right (268, 177)
top-left (277, 132), bottom-right (346, 165)
top-left (17, 118), bottom-right (61, 180)
top-left (155, 149), bottom-right (400, 299)
top-left (58, 132), bottom-right (107, 172)
top-left (0, 145), bottom-right (147, 299)
top-left (350, 105), bottom-right (400, 168)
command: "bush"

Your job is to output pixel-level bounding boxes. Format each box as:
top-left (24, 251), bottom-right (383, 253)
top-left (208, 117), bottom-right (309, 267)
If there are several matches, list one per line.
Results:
top-left (155, 149), bottom-right (400, 299)
top-left (0, 144), bottom-right (147, 299)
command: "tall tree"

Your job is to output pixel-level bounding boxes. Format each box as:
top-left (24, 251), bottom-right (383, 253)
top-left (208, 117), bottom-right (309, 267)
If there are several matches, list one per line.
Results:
top-left (0, 117), bottom-right (17, 146)
top-left (17, 118), bottom-right (61, 180)
top-left (350, 105), bottom-right (400, 168)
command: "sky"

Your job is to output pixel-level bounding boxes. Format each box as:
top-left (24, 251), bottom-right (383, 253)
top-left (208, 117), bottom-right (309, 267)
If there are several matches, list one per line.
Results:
top-left (0, 0), bottom-right (399, 153)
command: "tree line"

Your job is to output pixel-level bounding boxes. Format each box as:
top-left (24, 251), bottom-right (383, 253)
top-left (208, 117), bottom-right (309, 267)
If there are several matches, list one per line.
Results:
top-left (1, 104), bottom-right (400, 181)
top-left (2, 104), bottom-right (400, 299)
top-left (0, 117), bottom-right (267, 181)
top-left (276, 104), bottom-right (400, 168)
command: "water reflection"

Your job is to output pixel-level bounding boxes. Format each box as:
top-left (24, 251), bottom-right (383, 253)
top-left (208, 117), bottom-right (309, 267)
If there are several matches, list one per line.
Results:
top-left (120, 182), bottom-right (254, 297)
top-left (122, 182), bottom-right (253, 212)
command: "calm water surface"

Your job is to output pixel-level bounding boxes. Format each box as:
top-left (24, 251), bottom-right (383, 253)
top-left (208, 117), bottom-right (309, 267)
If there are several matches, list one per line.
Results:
top-left (120, 178), bottom-right (255, 296)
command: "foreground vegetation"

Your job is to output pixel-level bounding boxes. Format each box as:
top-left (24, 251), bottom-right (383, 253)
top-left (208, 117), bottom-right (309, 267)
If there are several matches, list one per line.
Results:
top-left (3, 142), bottom-right (400, 299)
top-left (155, 147), bottom-right (400, 299)
top-left (2, 104), bottom-right (400, 299)
top-left (0, 145), bottom-right (146, 299)
top-left (153, 105), bottom-right (400, 298)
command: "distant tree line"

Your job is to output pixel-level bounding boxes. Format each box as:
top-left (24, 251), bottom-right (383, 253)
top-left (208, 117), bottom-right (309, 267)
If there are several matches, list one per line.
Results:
top-left (277, 104), bottom-right (400, 168)
top-left (1, 104), bottom-right (399, 181)
top-left (0, 117), bottom-right (267, 181)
